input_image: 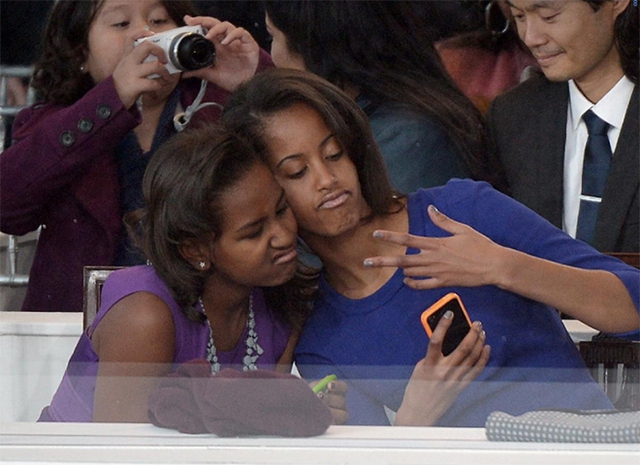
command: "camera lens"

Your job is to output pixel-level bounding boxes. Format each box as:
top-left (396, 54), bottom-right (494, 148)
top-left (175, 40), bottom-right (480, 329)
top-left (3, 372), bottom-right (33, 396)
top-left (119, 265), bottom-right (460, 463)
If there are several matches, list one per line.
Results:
top-left (171, 34), bottom-right (216, 71)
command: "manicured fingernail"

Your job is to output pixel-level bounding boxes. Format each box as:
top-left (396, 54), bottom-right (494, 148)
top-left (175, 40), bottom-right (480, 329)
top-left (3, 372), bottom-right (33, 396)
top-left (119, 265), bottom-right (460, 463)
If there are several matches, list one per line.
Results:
top-left (443, 310), bottom-right (453, 319)
top-left (480, 330), bottom-right (486, 339)
top-left (363, 259), bottom-right (373, 267)
top-left (474, 321), bottom-right (483, 330)
top-left (372, 230), bottom-right (383, 238)
top-left (429, 205), bottom-right (440, 215)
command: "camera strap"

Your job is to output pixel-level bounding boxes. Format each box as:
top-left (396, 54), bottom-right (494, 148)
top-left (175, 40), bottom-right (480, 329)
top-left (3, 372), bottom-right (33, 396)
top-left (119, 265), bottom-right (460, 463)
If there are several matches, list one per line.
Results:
top-left (173, 79), bottom-right (224, 132)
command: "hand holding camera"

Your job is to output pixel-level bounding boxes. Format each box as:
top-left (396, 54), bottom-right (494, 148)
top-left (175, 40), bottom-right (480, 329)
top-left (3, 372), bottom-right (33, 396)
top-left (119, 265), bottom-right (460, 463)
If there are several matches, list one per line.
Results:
top-left (134, 25), bottom-right (216, 76)
top-left (181, 15), bottom-right (262, 92)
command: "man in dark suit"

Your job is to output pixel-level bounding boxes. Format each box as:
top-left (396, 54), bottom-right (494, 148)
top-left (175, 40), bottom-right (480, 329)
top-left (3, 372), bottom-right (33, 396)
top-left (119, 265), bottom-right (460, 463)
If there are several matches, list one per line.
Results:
top-left (488, 0), bottom-right (638, 253)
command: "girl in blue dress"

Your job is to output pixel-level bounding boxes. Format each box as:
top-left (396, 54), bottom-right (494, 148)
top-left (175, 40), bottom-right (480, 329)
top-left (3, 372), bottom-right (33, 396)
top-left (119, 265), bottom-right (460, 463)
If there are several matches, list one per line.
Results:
top-left (221, 68), bottom-right (640, 427)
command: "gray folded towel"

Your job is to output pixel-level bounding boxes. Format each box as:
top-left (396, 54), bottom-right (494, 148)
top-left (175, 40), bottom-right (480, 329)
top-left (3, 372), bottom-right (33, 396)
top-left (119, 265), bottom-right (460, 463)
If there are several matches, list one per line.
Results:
top-left (485, 409), bottom-right (640, 443)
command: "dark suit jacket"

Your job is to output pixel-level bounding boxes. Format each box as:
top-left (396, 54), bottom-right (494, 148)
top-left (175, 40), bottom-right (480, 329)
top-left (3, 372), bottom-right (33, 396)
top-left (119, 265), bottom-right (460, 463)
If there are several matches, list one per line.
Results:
top-left (487, 75), bottom-right (639, 253)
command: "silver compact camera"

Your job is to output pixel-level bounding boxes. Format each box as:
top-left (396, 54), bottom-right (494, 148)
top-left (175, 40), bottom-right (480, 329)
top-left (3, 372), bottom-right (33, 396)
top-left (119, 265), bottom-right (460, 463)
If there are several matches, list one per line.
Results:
top-left (134, 25), bottom-right (215, 75)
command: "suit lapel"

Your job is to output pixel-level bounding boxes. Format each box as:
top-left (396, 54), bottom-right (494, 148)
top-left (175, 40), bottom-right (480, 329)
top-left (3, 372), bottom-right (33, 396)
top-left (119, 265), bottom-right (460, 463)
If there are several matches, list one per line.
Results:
top-left (594, 85), bottom-right (639, 251)
top-left (532, 81), bottom-right (568, 228)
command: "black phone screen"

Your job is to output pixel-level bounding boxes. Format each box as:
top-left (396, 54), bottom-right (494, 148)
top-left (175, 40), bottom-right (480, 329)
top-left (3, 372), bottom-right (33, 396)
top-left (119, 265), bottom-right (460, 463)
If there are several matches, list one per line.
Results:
top-left (426, 298), bottom-right (471, 356)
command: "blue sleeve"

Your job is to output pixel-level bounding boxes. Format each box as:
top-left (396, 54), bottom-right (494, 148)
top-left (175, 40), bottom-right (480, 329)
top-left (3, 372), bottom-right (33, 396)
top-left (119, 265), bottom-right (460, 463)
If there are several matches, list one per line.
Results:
top-left (438, 180), bottom-right (640, 334)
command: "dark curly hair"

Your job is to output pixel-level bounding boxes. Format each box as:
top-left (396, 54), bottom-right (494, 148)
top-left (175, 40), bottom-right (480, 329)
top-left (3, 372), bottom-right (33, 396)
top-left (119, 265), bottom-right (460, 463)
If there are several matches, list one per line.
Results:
top-left (125, 124), bottom-right (316, 329)
top-left (30, 0), bottom-right (198, 105)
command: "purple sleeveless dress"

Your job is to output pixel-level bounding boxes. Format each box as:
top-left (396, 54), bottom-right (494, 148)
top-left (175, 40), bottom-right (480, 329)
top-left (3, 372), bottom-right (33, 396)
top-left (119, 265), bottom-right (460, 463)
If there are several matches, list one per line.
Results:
top-left (39, 265), bottom-right (291, 422)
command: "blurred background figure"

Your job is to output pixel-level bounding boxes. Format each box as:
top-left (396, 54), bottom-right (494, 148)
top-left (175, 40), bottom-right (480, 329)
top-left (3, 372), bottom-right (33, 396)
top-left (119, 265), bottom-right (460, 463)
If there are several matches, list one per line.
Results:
top-left (435, 0), bottom-right (539, 114)
top-left (1, 1), bottom-right (54, 142)
top-left (262, 0), bottom-right (508, 194)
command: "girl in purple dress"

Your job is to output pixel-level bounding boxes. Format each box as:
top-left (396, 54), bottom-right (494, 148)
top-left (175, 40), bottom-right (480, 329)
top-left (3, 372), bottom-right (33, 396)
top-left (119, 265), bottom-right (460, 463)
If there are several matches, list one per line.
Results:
top-left (39, 125), bottom-right (347, 423)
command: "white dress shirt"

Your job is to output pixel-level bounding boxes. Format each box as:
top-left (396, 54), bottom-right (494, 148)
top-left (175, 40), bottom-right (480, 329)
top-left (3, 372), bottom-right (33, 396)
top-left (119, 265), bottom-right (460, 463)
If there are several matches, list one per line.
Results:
top-left (562, 76), bottom-right (635, 238)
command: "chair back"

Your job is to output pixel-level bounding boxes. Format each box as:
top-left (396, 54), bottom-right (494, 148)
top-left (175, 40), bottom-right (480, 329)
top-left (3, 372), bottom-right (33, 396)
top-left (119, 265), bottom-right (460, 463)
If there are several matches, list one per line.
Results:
top-left (82, 266), bottom-right (124, 329)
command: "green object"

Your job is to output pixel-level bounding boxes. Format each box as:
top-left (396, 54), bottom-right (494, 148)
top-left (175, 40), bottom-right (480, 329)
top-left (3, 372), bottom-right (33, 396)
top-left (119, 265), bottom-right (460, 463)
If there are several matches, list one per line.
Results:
top-left (312, 374), bottom-right (338, 394)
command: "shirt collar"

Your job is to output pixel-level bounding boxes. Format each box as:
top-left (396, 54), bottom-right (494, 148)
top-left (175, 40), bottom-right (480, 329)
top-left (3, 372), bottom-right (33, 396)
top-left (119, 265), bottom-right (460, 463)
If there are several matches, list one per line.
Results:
top-left (568, 76), bottom-right (635, 131)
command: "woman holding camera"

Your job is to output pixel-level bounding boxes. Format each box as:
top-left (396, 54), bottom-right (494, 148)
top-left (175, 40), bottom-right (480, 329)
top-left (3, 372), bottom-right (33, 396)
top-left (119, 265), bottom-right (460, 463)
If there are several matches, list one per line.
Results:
top-left (0, 0), bottom-right (268, 313)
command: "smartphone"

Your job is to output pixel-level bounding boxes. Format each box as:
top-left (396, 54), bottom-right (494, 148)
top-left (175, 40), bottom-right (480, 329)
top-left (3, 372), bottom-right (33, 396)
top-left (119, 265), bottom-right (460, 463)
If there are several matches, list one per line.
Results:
top-left (421, 293), bottom-right (472, 356)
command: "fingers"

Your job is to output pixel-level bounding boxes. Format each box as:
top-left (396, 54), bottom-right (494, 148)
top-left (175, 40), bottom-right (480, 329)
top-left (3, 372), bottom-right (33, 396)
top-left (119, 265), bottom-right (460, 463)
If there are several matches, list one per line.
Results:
top-left (328, 406), bottom-right (349, 425)
top-left (447, 323), bottom-right (490, 386)
top-left (452, 344), bottom-right (491, 395)
top-left (327, 380), bottom-right (348, 396)
top-left (314, 380), bottom-right (349, 425)
top-left (427, 205), bottom-right (469, 236)
top-left (317, 389), bottom-right (345, 410)
top-left (124, 35), bottom-right (169, 70)
top-left (425, 315), bottom-right (490, 369)
top-left (402, 277), bottom-right (440, 290)
top-left (313, 380), bottom-right (347, 402)
top-left (122, 28), bottom-right (155, 55)
top-left (446, 321), bottom-right (484, 365)
top-left (367, 208), bottom-right (468, 253)
top-left (371, 229), bottom-right (434, 251)
top-left (185, 15), bottom-right (255, 47)
top-left (219, 27), bottom-right (255, 46)
top-left (183, 14), bottom-right (221, 31)
top-left (463, 323), bottom-right (487, 365)
top-left (364, 252), bottom-right (430, 269)
top-left (424, 310), bottom-right (453, 363)
top-left (462, 345), bottom-right (491, 383)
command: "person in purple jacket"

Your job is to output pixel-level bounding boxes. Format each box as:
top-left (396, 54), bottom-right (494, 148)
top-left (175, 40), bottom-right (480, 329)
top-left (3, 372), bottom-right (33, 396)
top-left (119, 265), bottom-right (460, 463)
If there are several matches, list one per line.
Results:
top-left (221, 69), bottom-right (640, 427)
top-left (39, 125), bottom-right (348, 423)
top-left (0, 0), bottom-right (271, 313)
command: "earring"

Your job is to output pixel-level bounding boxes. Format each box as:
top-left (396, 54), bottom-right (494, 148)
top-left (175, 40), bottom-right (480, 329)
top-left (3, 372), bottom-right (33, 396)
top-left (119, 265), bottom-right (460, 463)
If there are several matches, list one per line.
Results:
top-left (485, 0), bottom-right (510, 38)
top-left (198, 261), bottom-right (206, 270)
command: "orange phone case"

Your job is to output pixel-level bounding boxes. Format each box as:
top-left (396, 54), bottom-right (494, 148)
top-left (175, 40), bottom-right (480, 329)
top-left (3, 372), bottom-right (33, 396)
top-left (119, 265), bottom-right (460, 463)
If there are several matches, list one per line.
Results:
top-left (420, 292), bottom-right (472, 337)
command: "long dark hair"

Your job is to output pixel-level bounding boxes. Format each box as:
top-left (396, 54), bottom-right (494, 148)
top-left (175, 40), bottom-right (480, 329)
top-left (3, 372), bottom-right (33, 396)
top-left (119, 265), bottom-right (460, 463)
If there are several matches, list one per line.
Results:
top-left (264, 0), bottom-right (508, 192)
top-left (30, 0), bottom-right (198, 105)
top-left (125, 125), bottom-right (315, 329)
top-left (222, 68), bottom-right (404, 220)
top-left (585, 0), bottom-right (638, 83)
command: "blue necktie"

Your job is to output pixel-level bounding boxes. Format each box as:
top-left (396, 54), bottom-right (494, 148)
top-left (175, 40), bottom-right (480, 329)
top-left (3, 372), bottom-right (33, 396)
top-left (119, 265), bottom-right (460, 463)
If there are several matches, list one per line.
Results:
top-left (576, 110), bottom-right (611, 245)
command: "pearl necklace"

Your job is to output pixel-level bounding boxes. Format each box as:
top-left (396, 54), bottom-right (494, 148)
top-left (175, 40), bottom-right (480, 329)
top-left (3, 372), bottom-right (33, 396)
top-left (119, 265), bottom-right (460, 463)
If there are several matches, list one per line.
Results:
top-left (198, 294), bottom-right (263, 374)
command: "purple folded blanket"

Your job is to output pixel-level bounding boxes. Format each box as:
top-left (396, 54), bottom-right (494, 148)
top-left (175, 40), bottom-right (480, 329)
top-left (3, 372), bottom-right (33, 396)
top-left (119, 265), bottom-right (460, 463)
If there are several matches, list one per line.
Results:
top-left (148, 360), bottom-right (332, 437)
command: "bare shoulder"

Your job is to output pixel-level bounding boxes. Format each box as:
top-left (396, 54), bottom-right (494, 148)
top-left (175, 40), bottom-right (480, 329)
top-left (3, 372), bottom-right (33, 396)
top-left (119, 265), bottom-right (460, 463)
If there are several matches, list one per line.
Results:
top-left (92, 291), bottom-right (176, 363)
